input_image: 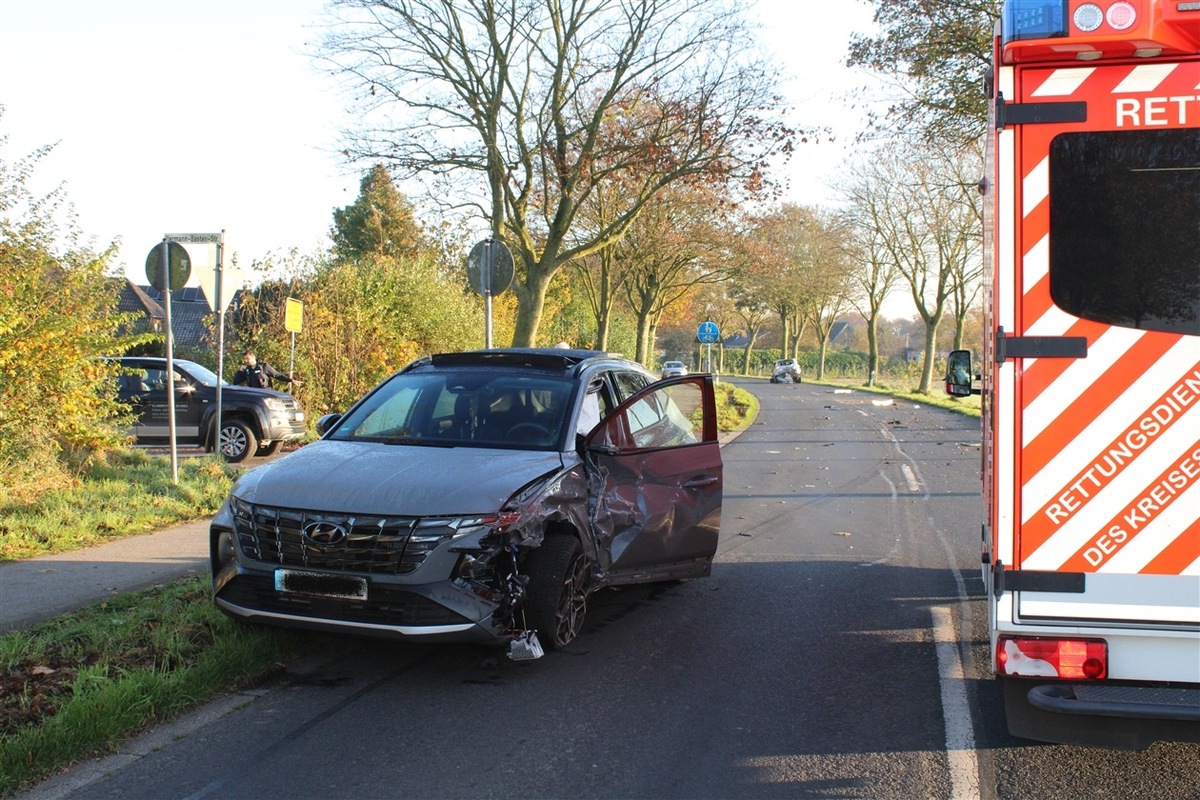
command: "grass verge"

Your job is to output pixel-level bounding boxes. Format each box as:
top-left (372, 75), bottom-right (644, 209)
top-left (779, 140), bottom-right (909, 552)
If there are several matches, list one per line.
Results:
top-left (0, 578), bottom-right (318, 797)
top-left (0, 449), bottom-right (237, 561)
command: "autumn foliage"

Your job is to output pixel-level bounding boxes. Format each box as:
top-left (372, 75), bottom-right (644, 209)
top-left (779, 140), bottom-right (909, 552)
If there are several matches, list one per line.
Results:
top-left (0, 128), bottom-right (152, 497)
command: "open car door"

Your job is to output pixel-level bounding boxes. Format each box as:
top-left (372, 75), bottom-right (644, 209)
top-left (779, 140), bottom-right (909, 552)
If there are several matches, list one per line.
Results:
top-left (584, 375), bottom-right (722, 584)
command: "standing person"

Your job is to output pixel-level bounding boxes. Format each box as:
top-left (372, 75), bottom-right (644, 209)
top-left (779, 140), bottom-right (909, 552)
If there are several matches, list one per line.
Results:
top-left (232, 351), bottom-right (299, 389)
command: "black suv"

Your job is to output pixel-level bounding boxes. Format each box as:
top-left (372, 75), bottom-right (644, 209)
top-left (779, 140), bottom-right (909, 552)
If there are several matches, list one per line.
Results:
top-left (113, 357), bottom-right (306, 462)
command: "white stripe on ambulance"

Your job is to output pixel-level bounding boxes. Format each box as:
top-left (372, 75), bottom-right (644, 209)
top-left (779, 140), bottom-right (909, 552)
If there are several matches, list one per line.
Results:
top-left (1022, 409), bottom-right (1200, 570)
top-left (1021, 339), bottom-right (1200, 521)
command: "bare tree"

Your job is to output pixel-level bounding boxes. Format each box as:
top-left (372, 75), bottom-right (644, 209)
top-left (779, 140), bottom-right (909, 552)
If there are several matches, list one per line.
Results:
top-left (840, 166), bottom-right (902, 386)
top-left (858, 140), bottom-right (982, 391)
top-left (800, 212), bottom-right (857, 381)
top-left (322, 0), bottom-right (789, 346)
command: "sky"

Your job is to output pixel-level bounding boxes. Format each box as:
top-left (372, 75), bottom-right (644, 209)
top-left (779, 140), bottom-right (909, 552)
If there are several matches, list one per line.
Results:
top-left (0, 0), bottom-right (879, 286)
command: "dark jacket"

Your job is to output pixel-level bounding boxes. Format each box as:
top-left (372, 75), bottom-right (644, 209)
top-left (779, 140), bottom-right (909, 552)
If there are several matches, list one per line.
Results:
top-left (233, 362), bottom-right (292, 389)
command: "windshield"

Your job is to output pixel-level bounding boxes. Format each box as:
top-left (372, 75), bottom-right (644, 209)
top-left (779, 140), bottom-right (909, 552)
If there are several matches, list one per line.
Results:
top-left (177, 360), bottom-right (222, 386)
top-left (328, 368), bottom-right (576, 450)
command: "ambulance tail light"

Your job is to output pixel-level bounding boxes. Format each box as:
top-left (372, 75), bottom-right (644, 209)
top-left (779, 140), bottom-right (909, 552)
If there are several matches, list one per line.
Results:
top-left (997, 636), bottom-right (1108, 680)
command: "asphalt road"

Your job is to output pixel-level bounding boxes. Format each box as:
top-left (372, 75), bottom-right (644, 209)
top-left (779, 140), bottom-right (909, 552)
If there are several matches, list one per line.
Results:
top-left (21, 380), bottom-right (1200, 800)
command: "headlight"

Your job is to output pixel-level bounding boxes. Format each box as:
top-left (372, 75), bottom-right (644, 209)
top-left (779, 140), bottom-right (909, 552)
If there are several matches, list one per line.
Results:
top-left (263, 397), bottom-right (287, 412)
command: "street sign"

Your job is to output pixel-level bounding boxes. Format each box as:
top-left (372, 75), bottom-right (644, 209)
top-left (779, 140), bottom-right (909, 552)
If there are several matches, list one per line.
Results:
top-left (145, 242), bottom-right (191, 292)
top-left (284, 298), bottom-right (304, 333)
top-left (165, 232), bottom-right (222, 244)
top-left (466, 239), bottom-right (515, 296)
top-left (697, 320), bottom-right (720, 344)
top-left (193, 263), bottom-right (244, 315)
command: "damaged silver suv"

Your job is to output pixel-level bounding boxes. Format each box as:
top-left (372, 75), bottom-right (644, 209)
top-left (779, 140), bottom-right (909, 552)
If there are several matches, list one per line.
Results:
top-left (210, 349), bottom-right (722, 658)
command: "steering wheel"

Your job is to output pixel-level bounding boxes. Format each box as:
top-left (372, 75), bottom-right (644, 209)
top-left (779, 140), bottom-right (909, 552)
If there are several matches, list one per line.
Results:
top-left (508, 423), bottom-right (553, 444)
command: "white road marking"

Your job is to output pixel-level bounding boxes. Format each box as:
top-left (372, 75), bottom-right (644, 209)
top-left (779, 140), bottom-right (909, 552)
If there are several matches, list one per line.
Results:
top-left (901, 464), bottom-right (921, 492)
top-left (933, 605), bottom-right (982, 800)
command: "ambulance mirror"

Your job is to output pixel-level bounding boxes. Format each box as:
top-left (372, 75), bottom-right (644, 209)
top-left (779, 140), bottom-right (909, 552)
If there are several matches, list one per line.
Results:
top-left (945, 350), bottom-right (974, 397)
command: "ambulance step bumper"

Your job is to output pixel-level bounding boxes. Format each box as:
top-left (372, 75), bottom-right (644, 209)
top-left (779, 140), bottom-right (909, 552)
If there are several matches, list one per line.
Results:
top-left (1027, 683), bottom-right (1200, 722)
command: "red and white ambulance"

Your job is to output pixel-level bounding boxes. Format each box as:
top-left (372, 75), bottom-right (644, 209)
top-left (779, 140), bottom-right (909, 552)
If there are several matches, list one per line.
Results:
top-left (946, 0), bottom-right (1199, 747)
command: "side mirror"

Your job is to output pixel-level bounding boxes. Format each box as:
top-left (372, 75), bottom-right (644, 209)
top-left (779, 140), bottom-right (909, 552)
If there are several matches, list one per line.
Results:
top-left (945, 350), bottom-right (975, 397)
top-left (316, 413), bottom-right (342, 437)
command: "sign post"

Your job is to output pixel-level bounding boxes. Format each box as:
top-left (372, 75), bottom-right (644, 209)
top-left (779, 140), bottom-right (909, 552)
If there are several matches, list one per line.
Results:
top-left (284, 298), bottom-right (303, 377)
top-left (167, 232), bottom-right (226, 462)
top-left (145, 240), bottom-right (192, 483)
top-left (697, 319), bottom-right (720, 378)
top-left (467, 238), bottom-right (515, 348)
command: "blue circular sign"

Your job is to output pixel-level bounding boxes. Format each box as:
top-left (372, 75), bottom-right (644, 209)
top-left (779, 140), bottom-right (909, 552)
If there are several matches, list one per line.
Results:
top-left (697, 320), bottom-right (720, 344)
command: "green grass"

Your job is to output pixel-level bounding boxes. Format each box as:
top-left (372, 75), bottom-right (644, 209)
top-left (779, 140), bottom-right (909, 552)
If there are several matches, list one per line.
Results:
top-left (0, 578), bottom-right (320, 797)
top-left (0, 449), bottom-right (237, 561)
top-left (714, 381), bottom-right (759, 432)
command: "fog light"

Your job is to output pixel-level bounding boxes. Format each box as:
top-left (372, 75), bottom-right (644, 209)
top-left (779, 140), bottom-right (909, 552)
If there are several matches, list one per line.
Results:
top-left (216, 530), bottom-right (235, 566)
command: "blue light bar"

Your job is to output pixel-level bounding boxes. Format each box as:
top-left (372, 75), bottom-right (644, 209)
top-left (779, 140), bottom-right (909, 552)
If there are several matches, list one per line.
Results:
top-left (1003, 0), bottom-right (1069, 43)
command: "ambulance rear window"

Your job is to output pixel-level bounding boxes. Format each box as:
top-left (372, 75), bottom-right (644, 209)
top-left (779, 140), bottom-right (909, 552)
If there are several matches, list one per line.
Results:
top-left (1048, 129), bottom-right (1199, 336)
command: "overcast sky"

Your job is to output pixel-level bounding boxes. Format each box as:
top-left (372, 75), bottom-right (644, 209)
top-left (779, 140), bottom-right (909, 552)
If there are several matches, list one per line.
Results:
top-left (0, 0), bottom-right (878, 284)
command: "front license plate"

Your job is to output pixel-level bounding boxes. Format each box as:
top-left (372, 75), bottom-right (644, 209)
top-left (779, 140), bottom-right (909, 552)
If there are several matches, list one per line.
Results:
top-left (275, 569), bottom-right (367, 600)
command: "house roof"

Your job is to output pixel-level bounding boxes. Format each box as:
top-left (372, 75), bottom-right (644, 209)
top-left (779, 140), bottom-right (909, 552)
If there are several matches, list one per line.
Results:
top-left (117, 280), bottom-right (215, 351)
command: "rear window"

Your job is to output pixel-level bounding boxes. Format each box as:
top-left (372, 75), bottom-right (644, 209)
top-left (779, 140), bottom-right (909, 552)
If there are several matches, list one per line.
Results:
top-left (1048, 129), bottom-right (1199, 335)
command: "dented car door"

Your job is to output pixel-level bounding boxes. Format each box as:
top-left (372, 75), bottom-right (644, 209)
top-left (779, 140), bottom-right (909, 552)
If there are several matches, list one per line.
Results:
top-left (585, 375), bottom-right (722, 583)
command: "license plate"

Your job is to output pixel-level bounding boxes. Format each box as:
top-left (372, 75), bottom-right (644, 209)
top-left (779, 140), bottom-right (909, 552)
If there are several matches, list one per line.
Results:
top-left (275, 569), bottom-right (367, 600)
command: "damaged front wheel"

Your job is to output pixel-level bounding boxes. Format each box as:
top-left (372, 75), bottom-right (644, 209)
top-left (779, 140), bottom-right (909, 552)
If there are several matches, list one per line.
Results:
top-left (524, 535), bottom-right (590, 649)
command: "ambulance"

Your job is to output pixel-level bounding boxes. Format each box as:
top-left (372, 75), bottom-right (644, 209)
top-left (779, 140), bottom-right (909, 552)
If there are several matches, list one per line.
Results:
top-left (945, 0), bottom-right (1199, 747)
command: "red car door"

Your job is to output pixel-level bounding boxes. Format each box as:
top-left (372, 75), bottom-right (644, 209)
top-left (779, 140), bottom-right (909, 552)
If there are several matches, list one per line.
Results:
top-left (584, 375), bottom-right (723, 583)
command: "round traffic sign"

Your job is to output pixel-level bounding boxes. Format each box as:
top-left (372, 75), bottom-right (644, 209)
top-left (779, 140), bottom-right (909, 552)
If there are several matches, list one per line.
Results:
top-left (697, 320), bottom-right (720, 344)
top-left (466, 239), bottom-right (515, 297)
top-left (145, 242), bottom-right (192, 292)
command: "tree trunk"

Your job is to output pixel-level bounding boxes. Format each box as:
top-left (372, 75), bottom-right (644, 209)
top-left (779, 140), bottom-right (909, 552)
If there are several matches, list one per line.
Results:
top-left (594, 313), bottom-right (611, 351)
top-left (742, 327), bottom-right (759, 376)
top-left (634, 310), bottom-right (653, 364)
top-left (866, 316), bottom-right (880, 387)
top-left (918, 316), bottom-right (942, 392)
top-left (815, 332), bottom-right (829, 380)
top-left (510, 263), bottom-right (554, 347)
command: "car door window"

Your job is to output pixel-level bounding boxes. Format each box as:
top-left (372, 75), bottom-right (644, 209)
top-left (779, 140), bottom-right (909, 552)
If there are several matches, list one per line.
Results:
top-left (592, 379), bottom-right (706, 451)
top-left (612, 370), bottom-right (649, 404)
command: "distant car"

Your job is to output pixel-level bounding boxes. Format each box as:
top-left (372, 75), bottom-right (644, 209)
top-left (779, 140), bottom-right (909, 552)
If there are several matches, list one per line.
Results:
top-left (661, 360), bottom-right (689, 379)
top-left (112, 357), bottom-right (306, 462)
top-left (209, 348), bottom-right (723, 656)
top-left (770, 358), bottom-right (802, 384)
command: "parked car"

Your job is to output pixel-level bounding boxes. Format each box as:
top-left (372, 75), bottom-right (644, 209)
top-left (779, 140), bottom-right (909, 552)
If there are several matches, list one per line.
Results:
top-left (209, 348), bottom-right (723, 657)
top-left (112, 357), bottom-right (306, 462)
top-left (661, 360), bottom-right (689, 379)
top-left (770, 358), bottom-right (802, 383)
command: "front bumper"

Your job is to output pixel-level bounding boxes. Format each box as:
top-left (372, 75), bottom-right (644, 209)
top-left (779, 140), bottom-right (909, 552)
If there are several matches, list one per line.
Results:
top-left (262, 416), bottom-right (306, 444)
top-left (213, 560), bottom-right (507, 643)
top-left (209, 498), bottom-right (513, 643)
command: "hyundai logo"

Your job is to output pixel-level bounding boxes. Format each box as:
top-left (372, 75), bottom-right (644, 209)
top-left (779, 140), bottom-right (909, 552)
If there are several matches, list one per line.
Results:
top-left (302, 521), bottom-right (348, 548)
